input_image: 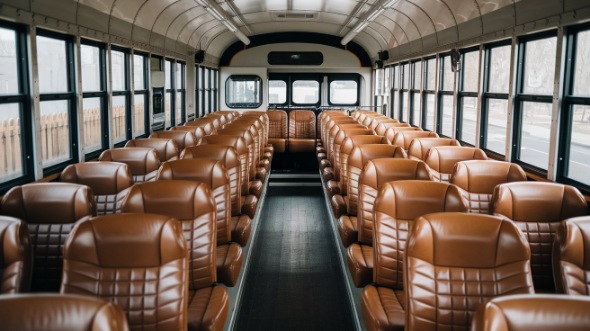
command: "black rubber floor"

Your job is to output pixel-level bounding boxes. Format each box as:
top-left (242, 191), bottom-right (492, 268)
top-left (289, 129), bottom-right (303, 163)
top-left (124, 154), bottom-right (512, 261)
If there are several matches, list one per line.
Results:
top-left (236, 186), bottom-right (355, 331)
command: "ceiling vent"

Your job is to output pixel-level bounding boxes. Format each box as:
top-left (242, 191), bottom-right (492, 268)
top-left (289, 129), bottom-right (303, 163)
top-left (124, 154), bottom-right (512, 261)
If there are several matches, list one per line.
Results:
top-left (272, 11), bottom-right (318, 21)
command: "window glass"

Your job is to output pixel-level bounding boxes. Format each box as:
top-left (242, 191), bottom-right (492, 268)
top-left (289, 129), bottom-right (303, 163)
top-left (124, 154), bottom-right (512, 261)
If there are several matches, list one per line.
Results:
top-left (567, 105), bottom-right (590, 184)
top-left (462, 51), bottom-right (479, 92)
top-left (488, 45), bottom-right (511, 93)
top-left (442, 56), bottom-right (454, 91)
top-left (81, 44), bottom-right (101, 92)
top-left (402, 91), bottom-right (409, 122)
top-left (165, 60), bottom-right (172, 89)
top-left (402, 63), bottom-right (410, 89)
top-left (573, 30), bottom-right (590, 97)
top-left (133, 54), bottom-right (145, 89)
top-left (485, 98), bottom-right (508, 154)
top-left (112, 95), bottom-right (126, 143)
top-left (82, 97), bottom-right (102, 153)
top-left (40, 100), bottom-right (70, 166)
top-left (133, 94), bottom-right (146, 137)
top-left (0, 28), bottom-right (18, 95)
top-left (523, 37), bottom-right (557, 95)
top-left (426, 58), bottom-right (436, 90)
top-left (393, 66), bottom-right (399, 89)
top-left (0, 103), bottom-right (22, 180)
top-left (37, 36), bottom-right (68, 93)
top-left (441, 95), bottom-right (454, 137)
top-left (392, 92), bottom-right (399, 120)
top-left (226, 75), bottom-right (262, 108)
top-left (519, 101), bottom-right (551, 169)
top-left (424, 94), bottom-right (435, 131)
top-left (330, 80), bottom-right (358, 104)
top-left (293, 80), bottom-right (319, 104)
top-left (384, 66), bottom-right (391, 92)
top-left (413, 61), bottom-right (422, 90)
top-left (176, 92), bottom-right (183, 125)
top-left (460, 97), bottom-right (477, 145)
top-left (112, 50), bottom-right (126, 91)
top-left (269, 80), bottom-right (286, 104)
top-left (165, 92), bottom-right (172, 127)
top-left (176, 63), bottom-right (183, 88)
top-left (412, 93), bottom-right (421, 126)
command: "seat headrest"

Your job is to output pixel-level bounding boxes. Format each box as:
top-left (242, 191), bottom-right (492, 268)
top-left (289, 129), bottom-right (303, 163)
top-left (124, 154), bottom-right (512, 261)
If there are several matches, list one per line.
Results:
top-left (451, 160), bottom-right (526, 194)
top-left (408, 138), bottom-right (461, 160)
top-left (180, 145), bottom-right (240, 169)
top-left (98, 148), bottom-right (160, 175)
top-left (1, 183), bottom-right (95, 224)
top-left (408, 212), bottom-right (530, 268)
top-left (556, 216), bottom-right (590, 270)
top-left (125, 138), bottom-right (179, 162)
top-left (60, 162), bottom-right (133, 195)
top-left (349, 144), bottom-right (407, 169)
top-left (150, 130), bottom-right (198, 150)
top-left (492, 182), bottom-right (587, 222)
top-left (171, 125), bottom-right (205, 143)
top-left (157, 159), bottom-right (227, 189)
top-left (290, 110), bottom-right (315, 121)
top-left (363, 159), bottom-right (432, 190)
top-left (392, 130), bottom-right (439, 150)
top-left (0, 216), bottom-right (30, 270)
top-left (267, 110), bottom-right (287, 120)
top-left (334, 128), bottom-right (374, 144)
top-left (65, 213), bottom-right (186, 267)
top-left (204, 135), bottom-right (248, 155)
top-left (218, 128), bottom-right (254, 144)
top-left (425, 146), bottom-right (488, 173)
top-left (375, 180), bottom-right (467, 221)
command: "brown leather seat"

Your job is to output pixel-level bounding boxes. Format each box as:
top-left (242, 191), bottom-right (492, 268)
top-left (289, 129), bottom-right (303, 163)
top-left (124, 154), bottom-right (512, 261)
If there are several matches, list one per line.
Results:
top-left (347, 160), bottom-right (433, 288)
top-left (1, 183), bottom-right (95, 292)
top-left (492, 182), bottom-right (588, 291)
top-left (181, 145), bottom-right (252, 246)
top-left (206, 112), bottom-right (228, 129)
top-left (424, 146), bottom-right (488, 182)
top-left (374, 122), bottom-right (409, 136)
top-left (0, 294), bottom-right (128, 331)
top-left (218, 127), bottom-right (263, 198)
top-left (362, 113), bottom-right (386, 128)
top-left (405, 212), bottom-right (534, 331)
top-left (288, 110), bottom-right (317, 152)
top-left (335, 144), bottom-right (407, 245)
top-left (121, 180), bottom-right (229, 330)
top-left (150, 130), bottom-right (199, 150)
top-left (242, 111), bottom-right (273, 158)
top-left (171, 125), bottom-right (206, 145)
top-left (61, 213), bottom-right (188, 331)
top-left (362, 181), bottom-right (468, 330)
top-left (369, 118), bottom-right (398, 134)
top-left (321, 117), bottom-right (358, 166)
top-left (60, 161), bottom-right (133, 214)
top-left (216, 110), bottom-right (240, 123)
top-left (451, 160), bottom-right (526, 214)
top-left (407, 137), bottom-right (461, 160)
top-left (471, 294), bottom-right (590, 331)
top-left (225, 122), bottom-right (267, 180)
top-left (328, 127), bottom-right (374, 183)
top-left (267, 110), bottom-right (288, 153)
top-left (124, 138), bottom-right (179, 162)
top-left (157, 159), bottom-right (243, 286)
top-left (389, 130), bottom-right (439, 150)
top-left (186, 117), bottom-right (220, 135)
top-left (98, 147), bottom-right (160, 183)
top-left (554, 216), bottom-right (590, 295)
top-left (0, 216), bottom-right (31, 294)
top-left (383, 126), bottom-right (422, 144)
top-left (322, 123), bottom-right (367, 181)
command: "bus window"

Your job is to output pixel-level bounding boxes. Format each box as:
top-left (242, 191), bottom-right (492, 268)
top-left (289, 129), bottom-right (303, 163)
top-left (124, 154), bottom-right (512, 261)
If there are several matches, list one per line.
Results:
top-left (269, 80), bottom-right (287, 104)
top-left (329, 80), bottom-right (358, 105)
top-left (292, 80), bottom-right (319, 105)
top-left (226, 75), bottom-right (262, 108)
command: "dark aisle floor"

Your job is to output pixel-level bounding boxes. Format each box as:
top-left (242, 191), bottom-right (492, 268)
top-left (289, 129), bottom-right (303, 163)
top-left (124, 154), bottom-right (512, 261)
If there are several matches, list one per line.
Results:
top-left (236, 186), bottom-right (355, 331)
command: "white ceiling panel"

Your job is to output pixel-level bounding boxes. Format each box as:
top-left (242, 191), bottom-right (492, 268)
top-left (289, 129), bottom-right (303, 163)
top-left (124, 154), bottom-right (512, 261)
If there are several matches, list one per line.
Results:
top-left (110, 0), bottom-right (145, 24)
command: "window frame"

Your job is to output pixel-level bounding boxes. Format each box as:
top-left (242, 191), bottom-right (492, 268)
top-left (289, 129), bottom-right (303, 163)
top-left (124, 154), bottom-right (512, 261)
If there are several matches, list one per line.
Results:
top-left (410, 59), bottom-right (422, 126)
top-left (456, 47), bottom-right (480, 146)
top-left (422, 56), bottom-right (437, 131)
top-left (111, 45), bottom-right (131, 146)
top-left (225, 75), bottom-right (263, 109)
top-left (437, 53), bottom-right (455, 137)
top-left (328, 73), bottom-right (360, 106)
top-left (133, 51), bottom-right (149, 138)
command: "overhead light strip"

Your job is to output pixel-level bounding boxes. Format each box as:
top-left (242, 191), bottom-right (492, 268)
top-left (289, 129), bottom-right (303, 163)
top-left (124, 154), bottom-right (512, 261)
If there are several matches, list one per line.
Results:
top-left (341, 0), bottom-right (399, 45)
top-left (197, 0), bottom-right (250, 45)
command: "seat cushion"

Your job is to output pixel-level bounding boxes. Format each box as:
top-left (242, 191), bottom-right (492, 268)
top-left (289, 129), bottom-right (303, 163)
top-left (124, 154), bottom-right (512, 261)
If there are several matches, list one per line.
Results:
top-left (361, 285), bottom-right (405, 331)
top-left (188, 285), bottom-right (230, 331)
top-left (231, 215), bottom-right (252, 247)
top-left (347, 243), bottom-right (374, 288)
top-left (337, 215), bottom-right (358, 247)
top-left (241, 195), bottom-right (258, 219)
top-left (216, 243), bottom-right (243, 287)
top-left (249, 180), bottom-right (263, 198)
top-left (326, 180), bottom-right (340, 197)
top-left (268, 139), bottom-right (286, 153)
top-left (331, 194), bottom-right (347, 218)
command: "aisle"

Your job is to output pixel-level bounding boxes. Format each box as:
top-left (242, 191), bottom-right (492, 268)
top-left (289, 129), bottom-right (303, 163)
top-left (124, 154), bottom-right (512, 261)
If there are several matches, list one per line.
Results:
top-left (235, 185), bottom-right (355, 331)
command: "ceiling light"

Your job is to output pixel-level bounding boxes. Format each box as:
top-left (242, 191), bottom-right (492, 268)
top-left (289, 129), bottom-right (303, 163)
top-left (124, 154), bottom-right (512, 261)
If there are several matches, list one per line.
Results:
top-left (366, 8), bottom-right (384, 21)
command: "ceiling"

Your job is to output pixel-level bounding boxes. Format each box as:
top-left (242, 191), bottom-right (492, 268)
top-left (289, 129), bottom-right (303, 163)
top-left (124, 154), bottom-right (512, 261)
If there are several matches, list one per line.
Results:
top-left (3, 0), bottom-right (588, 63)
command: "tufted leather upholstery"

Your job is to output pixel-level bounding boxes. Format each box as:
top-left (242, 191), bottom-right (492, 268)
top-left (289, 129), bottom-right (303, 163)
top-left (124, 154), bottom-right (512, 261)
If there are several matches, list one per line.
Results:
top-left (61, 213), bottom-right (188, 331)
top-left (125, 138), bottom-right (179, 162)
top-left (492, 182), bottom-right (588, 291)
top-left (425, 146), bottom-right (488, 182)
top-left (390, 130), bottom-right (439, 150)
top-left (369, 118), bottom-right (398, 134)
top-left (216, 110), bottom-right (240, 123)
top-left (362, 113), bottom-right (386, 128)
top-left (288, 110), bottom-right (316, 152)
top-left (408, 137), bottom-right (461, 160)
top-left (186, 117), bottom-right (220, 134)
top-left (60, 162), bottom-right (133, 215)
top-left (0, 216), bottom-right (31, 294)
top-left (181, 145), bottom-right (251, 246)
top-left (226, 123), bottom-right (265, 180)
top-left (405, 213), bottom-right (534, 331)
top-left (374, 122), bottom-right (409, 136)
top-left (150, 130), bottom-right (199, 150)
top-left (157, 159), bottom-right (243, 286)
top-left (242, 112), bottom-right (271, 156)
top-left (1, 183), bottom-right (95, 292)
top-left (267, 110), bottom-right (288, 153)
top-left (205, 135), bottom-right (254, 199)
top-left (471, 294), bottom-right (590, 331)
top-left (451, 160), bottom-right (527, 214)
top-left (0, 294), bottom-right (129, 331)
top-left (217, 127), bottom-right (262, 198)
top-left (205, 113), bottom-right (228, 129)
top-left (98, 147), bottom-right (160, 183)
top-left (331, 128), bottom-right (374, 183)
top-left (171, 125), bottom-right (206, 145)
top-left (554, 216), bottom-right (590, 295)
top-left (383, 126), bottom-right (422, 145)
top-left (121, 181), bottom-right (230, 330)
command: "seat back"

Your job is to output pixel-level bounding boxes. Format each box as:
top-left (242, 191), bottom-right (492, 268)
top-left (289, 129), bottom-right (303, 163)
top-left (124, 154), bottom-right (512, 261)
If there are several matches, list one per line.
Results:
top-left (267, 110), bottom-right (288, 152)
top-left (374, 122), bottom-right (409, 136)
top-left (60, 162), bottom-right (133, 214)
top-left (185, 118), bottom-right (218, 136)
top-left (225, 123), bottom-right (260, 168)
top-left (150, 130), bottom-right (198, 150)
top-left (492, 182), bottom-right (588, 291)
top-left (288, 110), bottom-right (316, 152)
top-left (322, 114), bottom-right (352, 147)
top-left (405, 213), bottom-right (534, 331)
top-left (471, 294), bottom-right (590, 331)
top-left (205, 112), bottom-right (228, 128)
top-left (216, 110), bottom-right (239, 122)
top-left (357, 159), bottom-right (432, 245)
top-left (362, 113), bottom-right (385, 127)
top-left (0, 294), bottom-right (129, 331)
top-left (61, 213), bottom-right (188, 331)
top-left (383, 126), bottom-right (422, 144)
top-left (218, 127), bottom-right (256, 181)
top-left (171, 125), bottom-right (206, 145)
top-left (0, 216), bottom-right (31, 294)
top-left (451, 160), bottom-right (527, 214)
top-left (98, 147), bottom-right (160, 183)
top-left (329, 123), bottom-right (366, 166)
top-left (124, 138), bottom-right (179, 162)
top-left (122, 180), bottom-right (217, 290)
top-left (347, 144), bottom-right (407, 215)
top-left (237, 116), bottom-right (265, 157)
top-left (339, 135), bottom-right (387, 195)
top-left (425, 146), bottom-right (488, 182)
top-left (369, 118), bottom-right (398, 134)
top-left (553, 216), bottom-right (590, 295)
top-left (181, 145), bottom-right (242, 216)
top-left (373, 181), bottom-right (466, 289)
top-left (157, 159), bottom-right (232, 244)
top-left (205, 135), bottom-right (250, 197)
top-left (390, 130), bottom-right (439, 150)
top-left (408, 137), bottom-right (461, 160)
top-left (332, 128), bottom-right (374, 182)
top-left (326, 118), bottom-right (357, 157)
top-left (1, 183), bottom-right (95, 292)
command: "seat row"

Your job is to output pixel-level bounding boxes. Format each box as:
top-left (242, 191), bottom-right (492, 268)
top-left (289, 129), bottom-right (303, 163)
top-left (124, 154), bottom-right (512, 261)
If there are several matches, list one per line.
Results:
top-left (314, 110), bottom-right (590, 330)
top-left (0, 109), bottom-right (274, 331)
top-left (266, 109), bottom-right (318, 153)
